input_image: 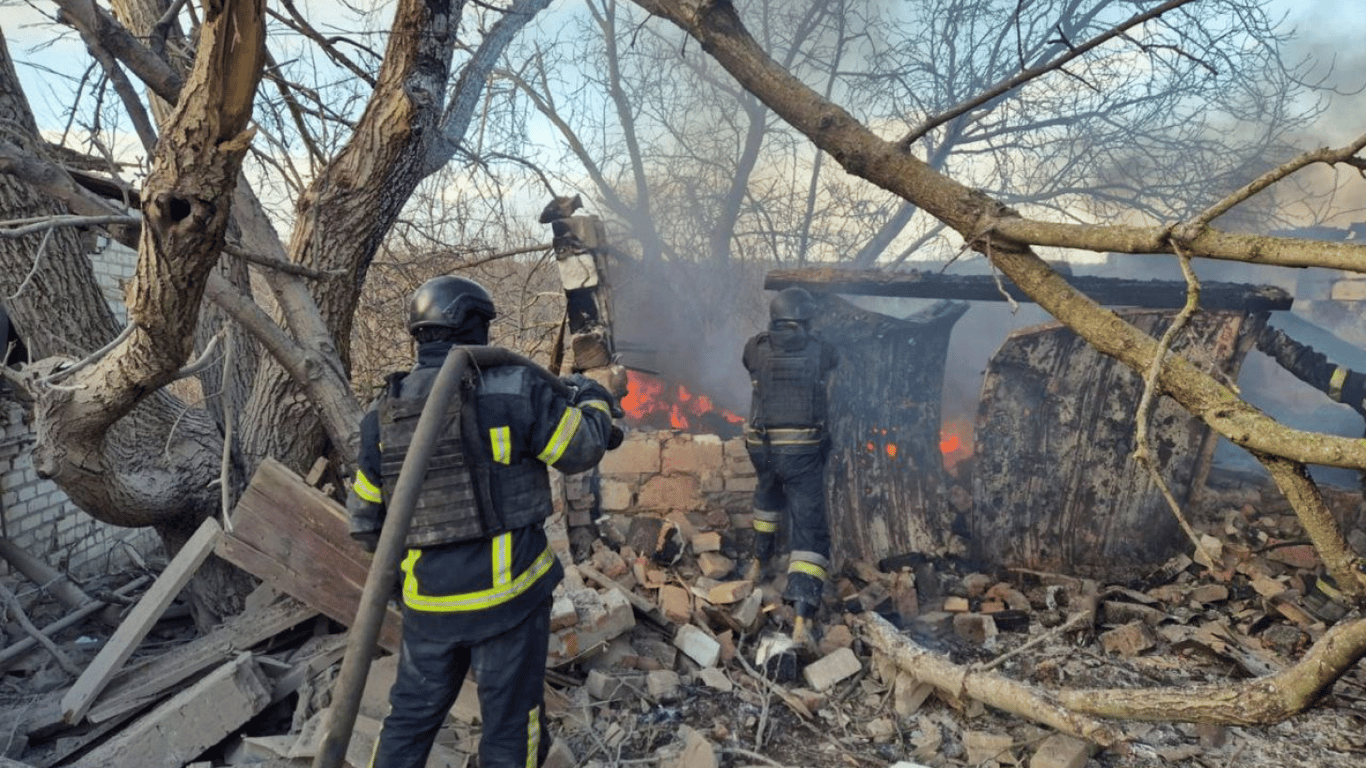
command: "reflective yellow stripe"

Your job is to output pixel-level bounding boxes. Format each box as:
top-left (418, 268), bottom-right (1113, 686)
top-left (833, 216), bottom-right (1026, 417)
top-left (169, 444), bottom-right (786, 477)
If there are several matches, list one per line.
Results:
top-left (526, 705), bottom-right (541, 768)
top-left (493, 532), bottom-right (512, 587)
top-left (1330, 367), bottom-right (1348, 401)
top-left (580, 399), bottom-right (610, 416)
top-left (353, 470), bottom-right (382, 504)
top-left (753, 519), bottom-right (778, 533)
top-left (402, 546), bottom-right (557, 613)
top-left (537, 406), bottom-right (582, 465)
top-left (490, 426), bottom-right (512, 465)
top-left (788, 560), bottom-right (829, 582)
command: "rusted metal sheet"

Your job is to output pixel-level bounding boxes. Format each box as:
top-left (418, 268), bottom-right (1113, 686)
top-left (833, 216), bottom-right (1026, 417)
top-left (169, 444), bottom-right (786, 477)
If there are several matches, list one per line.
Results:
top-left (970, 309), bottom-right (1262, 579)
top-left (814, 297), bottom-right (967, 565)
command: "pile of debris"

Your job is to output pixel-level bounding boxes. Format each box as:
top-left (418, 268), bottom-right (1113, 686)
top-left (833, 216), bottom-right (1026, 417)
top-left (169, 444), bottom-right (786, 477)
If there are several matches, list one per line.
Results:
top-left (3, 459), bottom-right (1366, 767)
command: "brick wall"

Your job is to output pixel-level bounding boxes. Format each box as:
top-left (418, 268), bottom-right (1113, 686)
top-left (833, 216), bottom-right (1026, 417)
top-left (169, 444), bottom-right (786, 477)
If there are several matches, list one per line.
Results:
top-left (1, 239), bottom-right (155, 580)
top-left (0, 398), bottom-right (155, 577)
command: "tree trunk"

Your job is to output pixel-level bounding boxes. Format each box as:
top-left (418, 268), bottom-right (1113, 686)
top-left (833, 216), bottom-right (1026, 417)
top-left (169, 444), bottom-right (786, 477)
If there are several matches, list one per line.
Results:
top-left (970, 309), bottom-right (1261, 578)
top-left (813, 296), bottom-right (968, 565)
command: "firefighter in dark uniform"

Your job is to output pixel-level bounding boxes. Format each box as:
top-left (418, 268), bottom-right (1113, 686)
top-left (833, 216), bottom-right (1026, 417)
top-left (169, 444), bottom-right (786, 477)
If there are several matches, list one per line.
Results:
top-left (1257, 324), bottom-right (1366, 489)
top-left (742, 287), bottom-right (839, 645)
top-left (346, 276), bottom-right (617, 768)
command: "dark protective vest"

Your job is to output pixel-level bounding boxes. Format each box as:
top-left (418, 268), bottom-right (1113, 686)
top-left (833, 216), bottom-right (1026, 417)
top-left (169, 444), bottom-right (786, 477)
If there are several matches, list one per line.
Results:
top-left (378, 368), bottom-right (487, 547)
top-left (751, 333), bottom-right (828, 430)
top-left (378, 359), bottom-right (557, 547)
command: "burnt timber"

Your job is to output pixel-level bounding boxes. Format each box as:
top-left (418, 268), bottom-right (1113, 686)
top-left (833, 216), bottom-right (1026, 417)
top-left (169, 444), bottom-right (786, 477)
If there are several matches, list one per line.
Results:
top-left (767, 267), bottom-right (1293, 311)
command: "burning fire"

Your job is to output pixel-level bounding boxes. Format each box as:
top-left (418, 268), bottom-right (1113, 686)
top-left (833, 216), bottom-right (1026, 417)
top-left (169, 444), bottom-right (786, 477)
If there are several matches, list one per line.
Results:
top-left (621, 370), bottom-right (744, 432)
top-left (940, 418), bottom-right (974, 471)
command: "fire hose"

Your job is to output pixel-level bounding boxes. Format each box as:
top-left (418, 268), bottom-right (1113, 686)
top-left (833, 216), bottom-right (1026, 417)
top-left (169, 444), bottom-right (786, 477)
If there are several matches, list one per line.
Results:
top-left (312, 346), bottom-right (586, 768)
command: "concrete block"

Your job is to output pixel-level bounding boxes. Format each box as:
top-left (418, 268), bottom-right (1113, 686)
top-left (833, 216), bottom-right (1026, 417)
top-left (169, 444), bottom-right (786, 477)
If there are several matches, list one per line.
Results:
top-left (660, 584), bottom-right (692, 624)
top-left (802, 647), bottom-right (861, 692)
top-left (952, 613), bottom-right (998, 645)
top-left (647, 669), bottom-right (682, 701)
top-left (673, 624), bottom-right (721, 668)
top-left (691, 531), bottom-right (723, 554)
top-left (662, 435), bottom-right (724, 474)
top-left (600, 435), bottom-right (662, 474)
top-left (963, 730), bottom-right (1015, 766)
top-left (697, 551), bottom-right (734, 579)
top-left (600, 479), bottom-right (634, 511)
top-left (637, 475), bottom-right (703, 511)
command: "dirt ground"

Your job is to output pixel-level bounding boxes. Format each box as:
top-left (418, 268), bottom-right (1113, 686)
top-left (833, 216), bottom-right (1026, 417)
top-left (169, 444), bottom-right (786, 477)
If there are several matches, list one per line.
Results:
top-left (4, 468), bottom-right (1366, 767)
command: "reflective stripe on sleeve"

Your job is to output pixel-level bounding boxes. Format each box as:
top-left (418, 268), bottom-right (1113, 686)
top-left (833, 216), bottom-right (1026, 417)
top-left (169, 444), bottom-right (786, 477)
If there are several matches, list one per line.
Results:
top-left (525, 705), bottom-right (541, 768)
top-left (579, 399), bottom-right (611, 416)
top-left (1330, 367), bottom-right (1348, 401)
top-left (352, 470), bottom-right (382, 504)
top-left (788, 559), bottom-right (829, 583)
top-left (490, 426), bottom-right (512, 465)
top-left (537, 406), bottom-right (582, 465)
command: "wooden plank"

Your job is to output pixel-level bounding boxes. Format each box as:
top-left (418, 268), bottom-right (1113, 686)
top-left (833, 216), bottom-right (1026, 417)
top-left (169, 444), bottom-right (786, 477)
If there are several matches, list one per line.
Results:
top-left (766, 267), bottom-right (1294, 311)
top-left (219, 458), bottom-right (402, 653)
top-left (71, 653), bottom-right (272, 768)
top-left (59, 516), bottom-right (221, 725)
top-left (86, 595), bottom-right (318, 723)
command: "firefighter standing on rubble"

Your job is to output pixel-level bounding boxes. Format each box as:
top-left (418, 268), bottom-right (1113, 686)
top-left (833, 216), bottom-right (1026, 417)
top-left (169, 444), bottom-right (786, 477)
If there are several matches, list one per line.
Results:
top-left (742, 286), bottom-right (840, 646)
top-left (345, 276), bottom-right (619, 768)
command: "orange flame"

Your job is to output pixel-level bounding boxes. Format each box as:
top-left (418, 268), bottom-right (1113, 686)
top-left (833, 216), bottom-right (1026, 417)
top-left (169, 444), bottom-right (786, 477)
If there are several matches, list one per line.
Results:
top-left (621, 370), bottom-right (744, 431)
top-left (940, 418), bottom-right (974, 472)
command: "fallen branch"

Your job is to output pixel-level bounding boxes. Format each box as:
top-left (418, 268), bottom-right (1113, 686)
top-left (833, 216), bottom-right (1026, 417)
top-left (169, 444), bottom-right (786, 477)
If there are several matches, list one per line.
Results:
top-left (0, 576), bottom-right (151, 672)
top-left (0, 582), bottom-right (81, 677)
top-left (1062, 616), bottom-right (1366, 724)
top-left (856, 612), bottom-right (1127, 749)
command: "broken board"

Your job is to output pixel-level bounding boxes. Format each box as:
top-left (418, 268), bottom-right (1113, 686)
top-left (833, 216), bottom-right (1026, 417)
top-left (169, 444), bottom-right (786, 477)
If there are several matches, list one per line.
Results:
top-left (218, 458), bottom-right (402, 653)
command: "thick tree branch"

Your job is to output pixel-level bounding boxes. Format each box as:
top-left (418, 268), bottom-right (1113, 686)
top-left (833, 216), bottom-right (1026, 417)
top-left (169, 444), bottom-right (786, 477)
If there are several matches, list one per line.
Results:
top-left (60, 0), bottom-right (265, 431)
top-left (1061, 617), bottom-right (1366, 723)
top-left (51, 0), bottom-right (184, 105)
top-left (858, 612), bottom-right (1128, 748)
top-left (201, 273), bottom-right (362, 460)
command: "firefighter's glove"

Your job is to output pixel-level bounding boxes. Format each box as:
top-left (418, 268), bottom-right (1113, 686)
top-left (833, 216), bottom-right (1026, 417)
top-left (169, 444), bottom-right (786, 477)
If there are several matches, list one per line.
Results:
top-left (608, 425), bottom-right (625, 450)
top-left (565, 374), bottom-right (619, 415)
top-left (351, 531), bottom-right (379, 554)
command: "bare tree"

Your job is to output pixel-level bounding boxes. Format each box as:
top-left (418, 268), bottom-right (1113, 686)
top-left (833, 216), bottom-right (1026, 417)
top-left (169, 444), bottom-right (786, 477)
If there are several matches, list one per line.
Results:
top-left (0, 0), bottom-right (552, 624)
top-left (628, 0), bottom-right (1366, 730)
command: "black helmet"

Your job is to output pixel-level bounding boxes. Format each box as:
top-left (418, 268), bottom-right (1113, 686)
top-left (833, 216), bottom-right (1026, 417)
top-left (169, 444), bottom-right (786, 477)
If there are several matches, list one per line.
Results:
top-left (769, 287), bottom-right (815, 323)
top-left (408, 276), bottom-right (497, 335)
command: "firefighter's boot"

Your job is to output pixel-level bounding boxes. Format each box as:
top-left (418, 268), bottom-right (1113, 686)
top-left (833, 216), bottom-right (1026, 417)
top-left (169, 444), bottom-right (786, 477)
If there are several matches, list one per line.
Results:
top-left (791, 601), bottom-right (818, 653)
top-left (745, 557), bottom-right (767, 583)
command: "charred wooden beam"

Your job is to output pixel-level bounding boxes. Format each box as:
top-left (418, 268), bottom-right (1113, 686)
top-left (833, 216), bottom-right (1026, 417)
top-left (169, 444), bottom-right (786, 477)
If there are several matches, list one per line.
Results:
top-left (767, 268), bottom-right (1293, 311)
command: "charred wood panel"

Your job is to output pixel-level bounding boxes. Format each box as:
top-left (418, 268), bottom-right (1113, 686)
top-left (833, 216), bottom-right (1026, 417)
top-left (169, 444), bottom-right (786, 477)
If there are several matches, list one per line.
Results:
top-left (970, 310), bottom-right (1262, 579)
top-left (768, 268), bottom-right (1292, 311)
top-left (813, 297), bottom-right (967, 565)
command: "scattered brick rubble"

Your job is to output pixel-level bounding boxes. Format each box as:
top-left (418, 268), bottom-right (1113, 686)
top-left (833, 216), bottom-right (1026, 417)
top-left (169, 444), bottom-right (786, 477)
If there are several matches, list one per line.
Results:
top-left (2, 439), bottom-right (1366, 767)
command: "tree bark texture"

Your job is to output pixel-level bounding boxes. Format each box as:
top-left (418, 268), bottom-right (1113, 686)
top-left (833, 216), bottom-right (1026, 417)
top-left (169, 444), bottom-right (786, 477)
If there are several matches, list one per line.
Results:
top-left (813, 296), bottom-right (967, 565)
top-left (971, 310), bottom-right (1260, 579)
top-left (1061, 616), bottom-right (1366, 724)
top-left (857, 611), bottom-right (1128, 748)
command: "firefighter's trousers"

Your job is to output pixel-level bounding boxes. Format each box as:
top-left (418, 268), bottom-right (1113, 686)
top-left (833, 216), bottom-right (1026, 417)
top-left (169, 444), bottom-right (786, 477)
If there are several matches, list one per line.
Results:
top-left (747, 447), bottom-right (831, 610)
top-left (370, 599), bottom-right (551, 768)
